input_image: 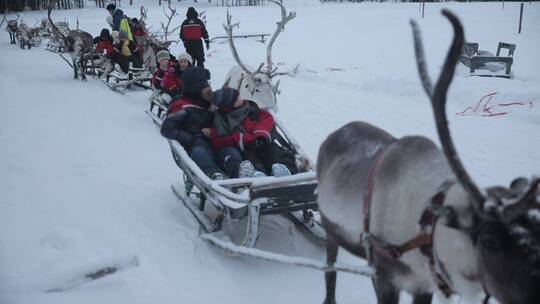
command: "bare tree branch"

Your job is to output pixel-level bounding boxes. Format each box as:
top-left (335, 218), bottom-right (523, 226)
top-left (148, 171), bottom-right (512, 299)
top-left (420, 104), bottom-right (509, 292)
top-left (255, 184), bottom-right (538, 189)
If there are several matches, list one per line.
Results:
top-left (159, 4), bottom-right (179, 42)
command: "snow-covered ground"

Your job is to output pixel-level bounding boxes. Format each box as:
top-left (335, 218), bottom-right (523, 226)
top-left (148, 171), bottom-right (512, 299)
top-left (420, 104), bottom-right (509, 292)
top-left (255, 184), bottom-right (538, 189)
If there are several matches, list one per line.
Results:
top-left (1, 1), bottom-right (539, 303)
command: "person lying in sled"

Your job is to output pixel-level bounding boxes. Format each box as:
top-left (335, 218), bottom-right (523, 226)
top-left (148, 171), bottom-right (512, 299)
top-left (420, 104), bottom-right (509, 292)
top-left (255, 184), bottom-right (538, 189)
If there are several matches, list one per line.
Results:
top-left (152, 50), bottom-right (193, 102)
top-left (202, 88), bottom-right (297, 178)
top-left (160, 67), bottom-right (234, 180)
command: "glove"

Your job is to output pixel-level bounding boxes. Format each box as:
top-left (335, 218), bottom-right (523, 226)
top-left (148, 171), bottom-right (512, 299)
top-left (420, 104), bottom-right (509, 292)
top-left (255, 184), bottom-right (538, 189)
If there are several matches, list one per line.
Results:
top-left (205, 39), bottom-right (210, 50)
top-left (254, 136), bottom-right (269, 149)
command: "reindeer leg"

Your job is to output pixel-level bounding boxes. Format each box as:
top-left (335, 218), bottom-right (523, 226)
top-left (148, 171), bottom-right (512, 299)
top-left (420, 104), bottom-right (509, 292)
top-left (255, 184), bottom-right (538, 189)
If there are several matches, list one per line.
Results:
top-left (412, 293), bottom-right (433, 304)
top-left (371, 276), bottom-right (399, 304)
top-left (81, 56), bottom-right (87, 81)
top-left (323, 231), bottom-right (339, 304)
top-left (72, 58), bottom-right (78, 80)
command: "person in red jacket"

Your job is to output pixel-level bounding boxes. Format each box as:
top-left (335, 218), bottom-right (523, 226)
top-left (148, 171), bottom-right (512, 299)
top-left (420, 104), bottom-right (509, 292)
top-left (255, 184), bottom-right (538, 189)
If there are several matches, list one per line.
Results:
top-left (180, 7), bottom-right (209, 68)
top-left (93, 29), bottom-right (115, 55)
top-left (203, 88), bottom-right (297, 177)
top-left (152, 50), bottom-right (181, 101)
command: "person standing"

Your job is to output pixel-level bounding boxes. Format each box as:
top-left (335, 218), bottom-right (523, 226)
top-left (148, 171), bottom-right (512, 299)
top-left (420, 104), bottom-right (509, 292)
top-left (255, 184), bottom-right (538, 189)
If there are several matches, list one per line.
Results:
top-left (106, 4), bottom-right (133, 41)
top-left (180, 7), bottom-right (210, 67)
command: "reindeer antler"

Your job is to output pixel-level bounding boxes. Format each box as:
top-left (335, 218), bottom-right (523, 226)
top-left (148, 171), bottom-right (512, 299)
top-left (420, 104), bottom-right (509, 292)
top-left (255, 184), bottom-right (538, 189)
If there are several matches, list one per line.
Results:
top-left (47, 2), bottom-right (68, 45)
top-left (224, 11), bottom-right (262, 76)
top-left (410, 10), bottom-right (486, 213)
top-left (224, 3), bottom-right (298, 89)
top-left (266, 0), bottom-right (296, 76)
top-left (0, 11), bottom-right (7, 28)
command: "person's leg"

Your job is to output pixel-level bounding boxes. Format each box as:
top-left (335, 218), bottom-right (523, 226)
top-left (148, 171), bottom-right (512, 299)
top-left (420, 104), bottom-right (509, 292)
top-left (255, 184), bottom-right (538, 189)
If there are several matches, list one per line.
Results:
top-left (189, 144), bottom-right (224, 177)
top-left (215, 147), bottom-right (243, 178)
top-left (194, 41), bottom-right (205, 67)
top-left (257, 143), bottom-right (298, 176)
top-left (244, 148), bottom-right (268, 175)
top-left (117, 55), bottom-right (130, 73)
top-left (185, 42), bottom-right (198, 67)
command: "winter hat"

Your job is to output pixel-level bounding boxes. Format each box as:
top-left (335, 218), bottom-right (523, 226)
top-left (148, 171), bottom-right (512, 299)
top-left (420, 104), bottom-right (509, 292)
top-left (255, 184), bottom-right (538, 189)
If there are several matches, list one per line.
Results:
top-left (186, 7), bottom-right (198, 18)
top-left (181, 67), bottom-right (211, 97)
top-left (212, 88), bottom-right (240, 112)
top-left (156, 50), bottom-right (170, 62)
top-left (106, 4), bottom-right (116, 12)
top-left (100, 28), bottom-right (112, 40)
top-left (177, 52), bottom-right (193, 65)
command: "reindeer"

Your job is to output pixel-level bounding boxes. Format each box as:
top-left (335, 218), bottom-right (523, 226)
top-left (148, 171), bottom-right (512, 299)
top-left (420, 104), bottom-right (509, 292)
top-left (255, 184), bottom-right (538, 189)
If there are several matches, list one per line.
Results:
top-left (317, 10), bottom-right (539, 304)
top-left (5, 14), bottom-right (19, 45)
top-left (221, 0), bottom-right (299, 112)
top-left (47, 5), bottom-right (93, 81)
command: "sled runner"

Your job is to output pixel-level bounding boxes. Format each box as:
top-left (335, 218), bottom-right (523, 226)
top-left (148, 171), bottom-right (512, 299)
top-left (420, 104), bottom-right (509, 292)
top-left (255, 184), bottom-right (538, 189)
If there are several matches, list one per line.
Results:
top-left (460, 42), bottom-right (516, 78)
top-left (98, 65), bottom-right (153, 94)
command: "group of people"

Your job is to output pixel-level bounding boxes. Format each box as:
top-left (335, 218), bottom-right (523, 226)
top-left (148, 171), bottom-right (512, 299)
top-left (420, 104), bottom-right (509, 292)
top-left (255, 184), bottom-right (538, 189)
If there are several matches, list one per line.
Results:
top-left (92, 5), bottom-right (210, 76)
top-left (92, 4), bottom-right (147, 74)
top-left (159, 66), bottom-right (297, 180)
top-left (93, 5), bottom-right (296, 180)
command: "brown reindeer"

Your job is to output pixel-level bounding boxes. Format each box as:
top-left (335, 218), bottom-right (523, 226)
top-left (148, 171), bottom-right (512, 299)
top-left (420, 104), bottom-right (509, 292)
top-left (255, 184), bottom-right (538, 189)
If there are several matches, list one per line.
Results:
top-left (4, 13), bottom-right (20, 45)
top-left (317, 10), bottom-right (539, 304)
top-left (47, 5), bottom-right (93, 81)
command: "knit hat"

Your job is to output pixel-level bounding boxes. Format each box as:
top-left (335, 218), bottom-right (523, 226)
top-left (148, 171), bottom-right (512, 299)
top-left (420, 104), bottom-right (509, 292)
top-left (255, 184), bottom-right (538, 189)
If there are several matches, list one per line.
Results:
top-left (100, 28), bottom-right (111, 40)
top-left (106, 4), bottom-right (116, 12)
top-left (212, 88), bottom-right (240, 113)
top-left (181, 67), bottom-right (211, 97)
top-left (156, 50), bottom-right (170, 62)
top-left (177, 52), bottom-right (193, 65)
top-left (186, 7), bottom-right (198, 18)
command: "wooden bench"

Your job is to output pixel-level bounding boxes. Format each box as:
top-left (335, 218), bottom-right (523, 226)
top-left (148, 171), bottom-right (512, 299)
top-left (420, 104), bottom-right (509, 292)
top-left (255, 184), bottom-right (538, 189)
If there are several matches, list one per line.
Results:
top-left (461, 42), bottom-right (516, 78)
top-left (211, 33), bottom-right (270, 44)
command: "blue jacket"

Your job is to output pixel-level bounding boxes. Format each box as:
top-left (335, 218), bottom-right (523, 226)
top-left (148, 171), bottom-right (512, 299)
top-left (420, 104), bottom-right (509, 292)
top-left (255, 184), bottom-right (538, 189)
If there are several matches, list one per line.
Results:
top-left (111, 8), bottom-right (124, 31)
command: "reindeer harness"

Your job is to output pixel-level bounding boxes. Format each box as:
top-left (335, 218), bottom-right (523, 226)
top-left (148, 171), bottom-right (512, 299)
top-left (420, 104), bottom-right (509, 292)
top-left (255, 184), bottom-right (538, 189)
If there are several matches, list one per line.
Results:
top-left (361, 143), bottom-right (455, 297)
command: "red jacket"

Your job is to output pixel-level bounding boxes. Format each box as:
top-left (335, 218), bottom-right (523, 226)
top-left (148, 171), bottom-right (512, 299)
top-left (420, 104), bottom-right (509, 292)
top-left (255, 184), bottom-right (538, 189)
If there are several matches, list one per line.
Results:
top-left (180, 18), bottom-right (209, 41)
top-left (95, 40), bottom-right (114, 55)
top-left (152, 61), bottom-right (182, 94)
top-left (210, 108), bottom-right (274, 151)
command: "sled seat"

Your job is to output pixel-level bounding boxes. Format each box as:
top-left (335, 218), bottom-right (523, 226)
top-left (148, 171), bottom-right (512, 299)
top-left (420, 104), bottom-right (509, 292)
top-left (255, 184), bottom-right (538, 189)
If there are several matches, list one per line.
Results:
top-left (461, 42), bottom-right (515, 78)
top-left (211, 33), bottom-right (270, 44)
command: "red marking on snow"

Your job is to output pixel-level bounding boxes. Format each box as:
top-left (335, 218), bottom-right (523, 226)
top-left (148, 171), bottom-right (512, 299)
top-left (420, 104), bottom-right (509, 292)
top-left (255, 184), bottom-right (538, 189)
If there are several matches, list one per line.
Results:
top-left (456, 92), bottom-right (534, 117)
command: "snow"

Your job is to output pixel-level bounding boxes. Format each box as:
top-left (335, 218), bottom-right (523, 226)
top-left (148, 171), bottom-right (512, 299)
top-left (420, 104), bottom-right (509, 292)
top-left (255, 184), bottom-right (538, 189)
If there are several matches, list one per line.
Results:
top-left (1, 1), bottom-right (539, 303)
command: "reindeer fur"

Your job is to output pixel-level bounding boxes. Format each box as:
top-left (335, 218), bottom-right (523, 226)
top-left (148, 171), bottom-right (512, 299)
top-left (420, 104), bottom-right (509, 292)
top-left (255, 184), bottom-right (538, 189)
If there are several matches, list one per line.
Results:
top-left (317, 10), bottom-right (539, 304)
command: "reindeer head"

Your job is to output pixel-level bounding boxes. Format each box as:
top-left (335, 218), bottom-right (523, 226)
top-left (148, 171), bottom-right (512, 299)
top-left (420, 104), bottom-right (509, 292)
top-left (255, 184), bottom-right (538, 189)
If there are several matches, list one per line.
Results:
top-left (222, 0), bottom-right (298, 111)
top-left (411, 11), bottom-right (540, 303)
